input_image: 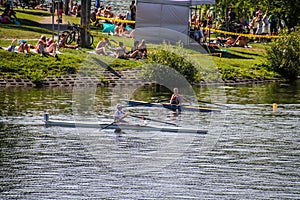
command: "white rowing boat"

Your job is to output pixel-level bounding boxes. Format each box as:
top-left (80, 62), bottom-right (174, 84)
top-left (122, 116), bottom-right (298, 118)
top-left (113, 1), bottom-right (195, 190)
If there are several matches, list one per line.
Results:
top-left (43, 114), bottom-right (207, 134)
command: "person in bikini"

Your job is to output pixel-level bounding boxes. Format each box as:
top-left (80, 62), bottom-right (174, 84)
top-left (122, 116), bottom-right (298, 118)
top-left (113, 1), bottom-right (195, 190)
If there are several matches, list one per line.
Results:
top-left (95, 38), bottom-right (111, 55)
top-left (36, 35), bottom-right (57, 57)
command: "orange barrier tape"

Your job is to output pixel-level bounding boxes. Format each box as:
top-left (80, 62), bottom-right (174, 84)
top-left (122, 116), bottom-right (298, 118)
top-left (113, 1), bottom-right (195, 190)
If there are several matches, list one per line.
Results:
top-left (203, 27), bottom-right (282, 39)
top-left (96, 16), bottom-right (136, 24)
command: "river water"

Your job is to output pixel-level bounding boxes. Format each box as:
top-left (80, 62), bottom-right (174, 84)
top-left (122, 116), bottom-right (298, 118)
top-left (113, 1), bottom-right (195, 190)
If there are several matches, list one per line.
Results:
top-left (0, 80), bottom-right (299, 199)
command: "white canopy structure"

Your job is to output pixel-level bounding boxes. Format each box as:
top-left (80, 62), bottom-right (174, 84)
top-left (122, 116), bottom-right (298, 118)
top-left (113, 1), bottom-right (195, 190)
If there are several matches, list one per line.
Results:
top-left (135, 0), bottom-right (216, 44)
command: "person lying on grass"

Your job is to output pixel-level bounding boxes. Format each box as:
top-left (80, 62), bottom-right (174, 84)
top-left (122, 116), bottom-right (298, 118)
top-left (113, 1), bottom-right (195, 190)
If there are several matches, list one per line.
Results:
top-left (58, 34), bottom-right (79, 49)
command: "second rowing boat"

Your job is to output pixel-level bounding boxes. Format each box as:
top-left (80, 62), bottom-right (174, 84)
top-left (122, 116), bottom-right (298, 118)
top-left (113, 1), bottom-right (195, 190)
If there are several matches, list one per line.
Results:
top-left (44, 114), bottom-right (208, 134)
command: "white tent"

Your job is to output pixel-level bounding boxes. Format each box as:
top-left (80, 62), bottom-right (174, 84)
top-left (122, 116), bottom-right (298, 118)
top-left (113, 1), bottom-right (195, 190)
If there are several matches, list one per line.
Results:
top-left (135, 0), bottom-right (215, 44)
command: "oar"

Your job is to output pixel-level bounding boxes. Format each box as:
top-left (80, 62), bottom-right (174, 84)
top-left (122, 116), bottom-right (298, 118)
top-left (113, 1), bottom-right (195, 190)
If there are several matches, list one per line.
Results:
top-left (100, 115), bottom-right (128, 130)
top-left (197, 100), bottom-right (230, 108)
top-left (100, 121), bottom-right (116, 130)
top-left (129, 114), bottom-right (177, 126)
top-left (125, 99), bottom-right (169, 108)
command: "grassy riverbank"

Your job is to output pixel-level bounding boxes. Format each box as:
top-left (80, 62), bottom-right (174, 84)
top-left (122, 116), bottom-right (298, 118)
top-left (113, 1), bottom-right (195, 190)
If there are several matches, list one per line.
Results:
top-left (0, 8), bottom-right (280, 84)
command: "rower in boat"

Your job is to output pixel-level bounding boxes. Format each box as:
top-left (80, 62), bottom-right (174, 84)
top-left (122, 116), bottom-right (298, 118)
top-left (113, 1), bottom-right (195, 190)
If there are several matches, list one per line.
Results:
top-left (113, 104), bottom-right (129, 137)
top-left (114, 104), bottom-right (128, 123)
top-left (169, 88), bottom-right (190, 112)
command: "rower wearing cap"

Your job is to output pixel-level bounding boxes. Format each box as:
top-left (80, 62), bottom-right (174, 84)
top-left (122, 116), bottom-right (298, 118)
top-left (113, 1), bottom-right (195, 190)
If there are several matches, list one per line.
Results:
top-left (114, 104), bottom-right (128, 123)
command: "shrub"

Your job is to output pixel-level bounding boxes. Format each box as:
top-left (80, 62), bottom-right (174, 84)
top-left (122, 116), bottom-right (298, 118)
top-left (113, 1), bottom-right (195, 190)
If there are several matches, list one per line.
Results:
top-left (265, 28), bottom-right (300, 79)
top-left (145, 44), bottom-right (199, 84)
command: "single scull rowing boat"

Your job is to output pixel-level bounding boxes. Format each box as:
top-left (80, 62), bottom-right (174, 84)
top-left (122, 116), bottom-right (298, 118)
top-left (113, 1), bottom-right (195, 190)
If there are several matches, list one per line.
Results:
top-left (43, 114), bottom-right (207, 134)
top-left (127, 100), bottom-right (221, 113)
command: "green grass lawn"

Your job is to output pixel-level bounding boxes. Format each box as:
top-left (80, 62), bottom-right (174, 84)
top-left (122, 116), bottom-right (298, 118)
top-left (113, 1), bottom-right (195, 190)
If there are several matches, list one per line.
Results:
top-left (0, 7), bottom-right (280, 83)
top-left (215, 43), bottom-right (279, 79)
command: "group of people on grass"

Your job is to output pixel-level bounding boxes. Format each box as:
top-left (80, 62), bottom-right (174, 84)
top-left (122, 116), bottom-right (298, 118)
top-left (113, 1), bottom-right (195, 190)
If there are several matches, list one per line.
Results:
top-left (190, 6), bottom-right (283, 48)
top-left (90, 1), bottom-right (136, 38)
top-left (95, 38), bottom-right (147, 60)
top-left (4, 33), bottom-right (80, 57)
top-left (4, 35), bottom-right (147, 60)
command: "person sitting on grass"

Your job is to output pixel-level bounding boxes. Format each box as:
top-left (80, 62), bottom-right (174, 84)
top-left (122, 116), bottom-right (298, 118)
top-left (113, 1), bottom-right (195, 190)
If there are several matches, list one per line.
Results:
top-left (114, 22), bottom-right (126, 36)
top-left (114, 41), bottom-right (128, 59)
top-left (231, 35), bottom-right (250, 48)
top-left (127, 39), bottom-right (147, 59)
top-left (95, 38), bottom-right (111, 55)
top-left (126, 40), bottom-right (142, 59)
top-left (127, 40), bottom-right (139, 54)
top-left (1, 5), bottom-right (17, 24)
top-left (36, 35), bottom-right (57, 57)
top-left (58, 34), bottom-right (79, 49)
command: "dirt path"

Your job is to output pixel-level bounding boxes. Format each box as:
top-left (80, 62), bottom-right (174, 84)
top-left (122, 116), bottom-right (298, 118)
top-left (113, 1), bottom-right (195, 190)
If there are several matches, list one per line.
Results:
top-left (39, 16), bottom-right (68, 31)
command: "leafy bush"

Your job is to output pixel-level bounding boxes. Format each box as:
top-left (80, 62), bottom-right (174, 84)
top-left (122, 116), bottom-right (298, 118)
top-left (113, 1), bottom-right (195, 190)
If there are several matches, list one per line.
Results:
top-left (265, 28), bottom-right (300, 79)
top-left (146, 44), bottom-right (199, 84)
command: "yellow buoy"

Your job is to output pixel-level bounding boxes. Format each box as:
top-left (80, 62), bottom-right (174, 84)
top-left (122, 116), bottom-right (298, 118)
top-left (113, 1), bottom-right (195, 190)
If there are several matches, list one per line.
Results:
top-left (272, 103), bottom-right (278, 112)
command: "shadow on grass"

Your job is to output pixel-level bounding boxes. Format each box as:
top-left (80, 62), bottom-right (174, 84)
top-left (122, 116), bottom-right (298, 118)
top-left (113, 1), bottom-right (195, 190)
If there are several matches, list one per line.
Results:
top-left (1, 23), bottom-right (53, 35)
top-left (233, 50), bottom-right (262, 57)
top-left (203, 45), bottom-right (253, 59)
top-left (16, 10), bottom-right (51, 17)
top-left (220, 51), bottom-right (253, 59)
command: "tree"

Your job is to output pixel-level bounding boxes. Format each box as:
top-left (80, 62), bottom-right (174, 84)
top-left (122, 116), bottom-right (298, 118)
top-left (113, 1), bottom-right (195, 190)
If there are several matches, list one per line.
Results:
top-left (80, 0), bottom-right (91, 48)
top-left (215, 0), bottom-right (300, 29)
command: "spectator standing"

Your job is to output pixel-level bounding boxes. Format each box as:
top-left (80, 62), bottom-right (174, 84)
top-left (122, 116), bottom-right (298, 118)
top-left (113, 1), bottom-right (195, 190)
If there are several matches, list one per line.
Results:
top-left (130, 1), bottom-right (136, 21)
top-left (1, 5), bottom-right (17, 24)
top-left (189, 13), bottom-right (197, 38)
top-left (130, 1), bottom-right (136, 28)
top-left (90, 8), bottom-right (100, 26)
top-left (228, 7), bottom-right (236, 22)
top-left (255, 12), bottom-right (263, 35)
top-left (76, 4), bottom-right (81, 17)
top-left (269, 13), bottom-right (278, 35)
top-left (249, 11), bottom-right (259, 34)
top-left (262, 12), bottom-right (269, 35)
top-left (70, 3), bottom-right (78, 15)
top-left (56, 0), bottom-right (63, 23)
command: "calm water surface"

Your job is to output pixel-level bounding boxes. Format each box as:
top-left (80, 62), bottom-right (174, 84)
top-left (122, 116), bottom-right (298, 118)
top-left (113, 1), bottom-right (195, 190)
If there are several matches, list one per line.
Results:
top-left (0, 81), bottom-right (299, 199)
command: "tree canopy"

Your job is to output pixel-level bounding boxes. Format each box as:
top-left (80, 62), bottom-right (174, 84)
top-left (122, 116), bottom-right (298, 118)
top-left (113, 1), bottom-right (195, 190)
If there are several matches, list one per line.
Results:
top-left (215, 0), bottom-right (300, 29)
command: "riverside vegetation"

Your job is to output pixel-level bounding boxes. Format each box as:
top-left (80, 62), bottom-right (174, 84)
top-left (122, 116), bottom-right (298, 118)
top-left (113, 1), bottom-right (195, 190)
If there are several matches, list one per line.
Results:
top-left (0, 8), bottom-right (299, 85)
